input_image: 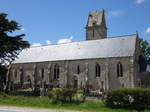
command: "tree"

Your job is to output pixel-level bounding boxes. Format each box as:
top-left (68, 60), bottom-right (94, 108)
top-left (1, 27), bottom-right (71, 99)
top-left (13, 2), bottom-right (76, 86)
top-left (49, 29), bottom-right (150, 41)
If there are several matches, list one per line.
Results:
top-left (139, 38), bottom-right (150, 59)
top-left (0, 13), bottom-right (30, 66)
top-left (139, 38), bottom-right (150, 72)
top-left (0, 13), bottom-right (30, 89)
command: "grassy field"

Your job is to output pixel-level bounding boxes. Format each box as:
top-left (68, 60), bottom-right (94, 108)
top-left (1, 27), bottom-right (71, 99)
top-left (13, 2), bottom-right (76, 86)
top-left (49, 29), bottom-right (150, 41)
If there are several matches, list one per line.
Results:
top-left (0, 93), bottom-right (150, 112)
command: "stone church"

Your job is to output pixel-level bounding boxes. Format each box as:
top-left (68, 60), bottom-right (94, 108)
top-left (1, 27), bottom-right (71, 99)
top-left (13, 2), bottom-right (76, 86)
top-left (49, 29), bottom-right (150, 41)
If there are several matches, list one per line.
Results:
top-left (7, 10), bottom-right (141, 90)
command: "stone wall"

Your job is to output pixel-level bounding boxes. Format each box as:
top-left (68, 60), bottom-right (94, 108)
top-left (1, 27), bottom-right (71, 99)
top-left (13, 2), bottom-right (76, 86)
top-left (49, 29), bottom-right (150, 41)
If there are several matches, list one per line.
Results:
top-left (138, 72), bottom-right (150, 88)
top-left (9, 56), bottom-right (136, 90)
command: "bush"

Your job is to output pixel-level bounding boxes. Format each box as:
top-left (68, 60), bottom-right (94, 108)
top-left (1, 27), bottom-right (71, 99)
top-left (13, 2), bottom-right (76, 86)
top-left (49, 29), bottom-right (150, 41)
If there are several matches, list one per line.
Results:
top-left (47, 88), bottom-right (83, 104)
top-left (103, 88), bottom-right (150, 110)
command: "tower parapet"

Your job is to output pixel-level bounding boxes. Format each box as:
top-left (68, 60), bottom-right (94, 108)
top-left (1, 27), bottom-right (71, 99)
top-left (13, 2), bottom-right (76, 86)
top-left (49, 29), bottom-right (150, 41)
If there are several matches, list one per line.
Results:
top-left (85, 10), bottom-right (107, 40)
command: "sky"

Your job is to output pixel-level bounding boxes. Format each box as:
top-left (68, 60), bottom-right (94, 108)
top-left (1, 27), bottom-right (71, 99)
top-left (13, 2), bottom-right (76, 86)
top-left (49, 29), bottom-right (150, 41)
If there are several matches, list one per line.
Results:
top-left (0, 0), bottom-right (150, 46)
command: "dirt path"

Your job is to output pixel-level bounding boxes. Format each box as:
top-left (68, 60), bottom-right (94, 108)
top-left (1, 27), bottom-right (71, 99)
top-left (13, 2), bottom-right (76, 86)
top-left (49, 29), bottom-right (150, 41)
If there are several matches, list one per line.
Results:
top-left (0, 106), bottom-right (81, 112)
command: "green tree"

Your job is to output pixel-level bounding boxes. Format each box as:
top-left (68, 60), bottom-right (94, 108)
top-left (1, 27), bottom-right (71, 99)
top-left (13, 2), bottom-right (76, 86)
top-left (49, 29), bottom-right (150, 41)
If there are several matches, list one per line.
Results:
top-left (139, 38), bottom-right (150, 59)
top-left (0, 13), bottom-right (30, 89)
top-left (139, 38), bottom-right (150, 72)
top-left (0, 13), bottom-right (30, 65)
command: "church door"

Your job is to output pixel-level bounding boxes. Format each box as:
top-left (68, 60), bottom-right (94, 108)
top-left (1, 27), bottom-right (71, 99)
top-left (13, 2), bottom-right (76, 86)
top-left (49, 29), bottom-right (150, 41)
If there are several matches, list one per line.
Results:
top-left (73, 79), bottom-right (78, 88)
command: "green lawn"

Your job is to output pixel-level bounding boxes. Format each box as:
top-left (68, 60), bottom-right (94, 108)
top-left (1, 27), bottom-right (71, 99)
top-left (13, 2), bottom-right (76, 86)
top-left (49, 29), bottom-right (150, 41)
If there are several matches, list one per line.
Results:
top-left (0, 93), bottom-right (150, 112)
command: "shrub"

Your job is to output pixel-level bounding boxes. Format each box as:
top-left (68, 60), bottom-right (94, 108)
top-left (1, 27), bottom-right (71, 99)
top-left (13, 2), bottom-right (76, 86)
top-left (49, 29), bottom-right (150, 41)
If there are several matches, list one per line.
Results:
top-left (103, 88), bottom-right (150, 110)
top-left (5, 88), bottom-right (36, 96)
top-left (47, 88), bottom-right (83, 104)
top-left (33, 89), bottom-right (40, 96)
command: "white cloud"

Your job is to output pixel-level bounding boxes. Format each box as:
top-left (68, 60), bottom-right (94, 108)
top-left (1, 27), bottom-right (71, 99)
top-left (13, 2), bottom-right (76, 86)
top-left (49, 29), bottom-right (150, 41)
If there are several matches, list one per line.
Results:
top-left (109, 10), bottom-right (122, 17)
top-left (46, 40), bottom-right (52, 45)
top-left (146, 28), bottom-right (150, 34)
top-left (57, 36), bottom-right (73, 44)
top-left (135, 0), bottom-right (145, 4)
top-left (32, 43), bottom-right (41, 47)
top-left (21, 27), bottom-right (25, 31)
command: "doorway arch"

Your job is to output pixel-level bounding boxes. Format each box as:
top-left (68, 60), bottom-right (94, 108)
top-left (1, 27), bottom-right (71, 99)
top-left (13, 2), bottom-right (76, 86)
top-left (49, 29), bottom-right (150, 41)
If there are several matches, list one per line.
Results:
top-left (72, 76), bottom-right (78, 88)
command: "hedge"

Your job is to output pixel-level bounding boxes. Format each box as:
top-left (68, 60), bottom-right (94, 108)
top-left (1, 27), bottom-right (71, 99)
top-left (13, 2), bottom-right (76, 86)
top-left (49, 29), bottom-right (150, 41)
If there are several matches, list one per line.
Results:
top-left (103, 88), bottom-right (150, 110)
top-left (47, 88), bottom-right (84, 104)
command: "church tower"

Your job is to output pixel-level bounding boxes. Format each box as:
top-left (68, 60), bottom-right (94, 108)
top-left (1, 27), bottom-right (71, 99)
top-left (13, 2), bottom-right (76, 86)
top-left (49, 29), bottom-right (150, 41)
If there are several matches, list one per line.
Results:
top-left (85, 10), bottom-right (107, 40)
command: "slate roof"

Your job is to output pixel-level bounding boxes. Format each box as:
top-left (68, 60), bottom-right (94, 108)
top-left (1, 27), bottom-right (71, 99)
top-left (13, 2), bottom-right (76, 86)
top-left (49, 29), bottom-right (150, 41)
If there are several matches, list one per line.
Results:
top-left (13, 34), bottom-right (137, 64)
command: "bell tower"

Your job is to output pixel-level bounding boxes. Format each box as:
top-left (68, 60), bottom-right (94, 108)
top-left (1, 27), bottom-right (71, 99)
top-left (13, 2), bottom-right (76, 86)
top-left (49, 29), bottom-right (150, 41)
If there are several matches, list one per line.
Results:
top-left (85, 10), bottom-right (107, 40)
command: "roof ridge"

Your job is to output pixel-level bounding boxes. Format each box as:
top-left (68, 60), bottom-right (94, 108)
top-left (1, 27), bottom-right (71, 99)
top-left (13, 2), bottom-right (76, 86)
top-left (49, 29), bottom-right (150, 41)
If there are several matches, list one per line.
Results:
top-left (108, 33), bottom-right (137, 38)
top-left (14, 34), bottom-right (136, 63)
top-left (30, 33), bottom-right (137, 49)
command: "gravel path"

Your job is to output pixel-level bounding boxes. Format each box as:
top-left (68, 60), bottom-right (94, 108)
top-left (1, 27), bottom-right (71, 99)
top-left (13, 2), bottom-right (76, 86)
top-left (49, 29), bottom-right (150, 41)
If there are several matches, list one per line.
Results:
top-left (0, 106), bottom-right (81, 112)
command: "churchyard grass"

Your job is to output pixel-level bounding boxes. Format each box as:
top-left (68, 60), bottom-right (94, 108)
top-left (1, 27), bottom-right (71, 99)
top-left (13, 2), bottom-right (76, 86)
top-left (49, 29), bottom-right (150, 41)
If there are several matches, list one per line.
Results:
top-left (0, 93), bottom-right (150, 112)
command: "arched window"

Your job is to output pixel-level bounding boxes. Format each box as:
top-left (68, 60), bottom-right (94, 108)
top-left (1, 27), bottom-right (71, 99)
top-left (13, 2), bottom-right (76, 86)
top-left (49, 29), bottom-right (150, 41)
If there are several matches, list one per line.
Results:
top-left (117, 62), bottom-right (123, 77)
top-left (96, 63), bottom-right (101, 77)
top-left (14, 69), bottom-right (17, 78)
top-left (54, 64), bottom-right (59, 80)
top-left (77, 65), bottom-right (80, 74)
top-left (41, 68), bottom-right (44, 79)
top-left (20, 68), bottom-right (23, 85)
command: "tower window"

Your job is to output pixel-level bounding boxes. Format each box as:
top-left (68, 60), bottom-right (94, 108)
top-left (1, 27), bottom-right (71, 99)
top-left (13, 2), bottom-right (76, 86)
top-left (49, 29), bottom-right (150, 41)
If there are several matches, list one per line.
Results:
top-left (77, 65), bottom-right (80, 74)
top-left (89, 14), bottom-right (92, 17)
top-left (96, 63), bottom-right (101, 77)
top-left (54, 64), bottom-right (59, 79)
top-left (93, 21), bottom-right (97, 26)
top-left (117, 62), bottom-right (123, 77)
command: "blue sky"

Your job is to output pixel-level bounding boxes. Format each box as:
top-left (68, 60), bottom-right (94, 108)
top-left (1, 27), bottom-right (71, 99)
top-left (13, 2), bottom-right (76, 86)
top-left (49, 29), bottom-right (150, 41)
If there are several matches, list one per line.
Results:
top-left (0, 0), bottom-right (150, 46)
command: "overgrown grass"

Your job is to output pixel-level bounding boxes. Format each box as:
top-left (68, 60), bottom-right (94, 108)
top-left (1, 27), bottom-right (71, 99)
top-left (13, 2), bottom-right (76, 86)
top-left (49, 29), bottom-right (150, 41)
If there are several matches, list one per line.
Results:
top-left (0, 93), bottom-right (150, 112)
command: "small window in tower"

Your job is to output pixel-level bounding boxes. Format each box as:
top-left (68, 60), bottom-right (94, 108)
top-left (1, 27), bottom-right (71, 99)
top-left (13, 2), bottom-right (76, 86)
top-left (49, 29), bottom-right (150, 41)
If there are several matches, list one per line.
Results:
top-left (89, 14), bottom-right (92, 17)
top-left (93, 21), bottom-right (97, 26)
